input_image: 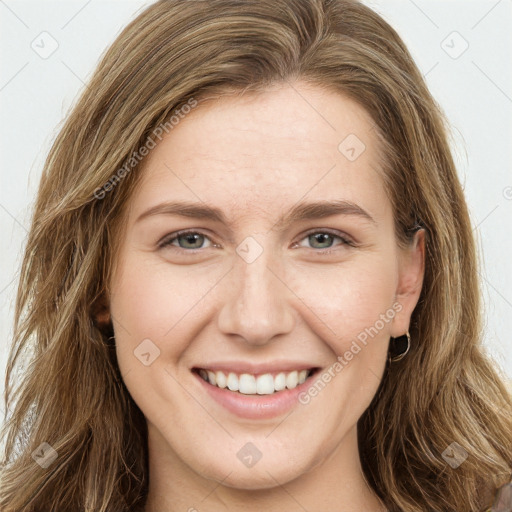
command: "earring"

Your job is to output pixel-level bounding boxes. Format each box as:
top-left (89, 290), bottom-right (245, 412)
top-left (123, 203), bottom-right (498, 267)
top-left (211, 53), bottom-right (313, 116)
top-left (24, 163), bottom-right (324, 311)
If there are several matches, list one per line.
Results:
top-left (388, 332), bottom-right (411, 362)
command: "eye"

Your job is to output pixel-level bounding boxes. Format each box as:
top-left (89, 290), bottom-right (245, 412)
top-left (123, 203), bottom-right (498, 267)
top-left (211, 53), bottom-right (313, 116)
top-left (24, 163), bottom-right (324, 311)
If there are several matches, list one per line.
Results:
top-left (157, 229), bottom-right (355, 253)
top-left (158, 230), bottom-right (216, 251)
top-left (294, 229), bottom-right (354, 253)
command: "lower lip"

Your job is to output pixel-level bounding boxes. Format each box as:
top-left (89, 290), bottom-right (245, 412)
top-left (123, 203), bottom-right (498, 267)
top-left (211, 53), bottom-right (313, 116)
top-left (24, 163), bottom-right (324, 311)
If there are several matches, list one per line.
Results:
top-left (193, 371), bottom-right (318, 420)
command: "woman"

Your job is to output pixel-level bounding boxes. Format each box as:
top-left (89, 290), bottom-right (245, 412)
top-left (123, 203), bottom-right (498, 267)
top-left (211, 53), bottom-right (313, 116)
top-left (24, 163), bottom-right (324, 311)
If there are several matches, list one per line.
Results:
top-left (1, 0), bottom-right (511, 511)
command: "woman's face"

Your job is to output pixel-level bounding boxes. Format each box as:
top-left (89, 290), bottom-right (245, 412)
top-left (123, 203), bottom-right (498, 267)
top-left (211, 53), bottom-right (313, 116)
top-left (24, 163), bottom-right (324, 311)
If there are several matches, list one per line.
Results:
top-left (109, 83), bottom-right (424, 490)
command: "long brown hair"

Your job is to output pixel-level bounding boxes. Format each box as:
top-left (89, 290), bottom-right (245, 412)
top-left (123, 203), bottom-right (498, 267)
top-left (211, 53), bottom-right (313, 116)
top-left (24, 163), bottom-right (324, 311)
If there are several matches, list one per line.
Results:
top-left (1, 1), bottom-right (511, 510)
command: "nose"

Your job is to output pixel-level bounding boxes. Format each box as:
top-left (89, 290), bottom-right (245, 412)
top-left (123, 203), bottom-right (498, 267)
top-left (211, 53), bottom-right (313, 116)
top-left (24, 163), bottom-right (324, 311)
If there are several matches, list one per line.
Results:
top-left (216, 243), bottom-right (295, 346)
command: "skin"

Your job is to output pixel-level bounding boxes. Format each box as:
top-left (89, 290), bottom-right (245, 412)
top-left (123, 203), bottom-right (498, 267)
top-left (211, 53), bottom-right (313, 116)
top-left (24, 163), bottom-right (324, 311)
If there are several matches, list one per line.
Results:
top-left (107, 82), bottom-right (425, 512)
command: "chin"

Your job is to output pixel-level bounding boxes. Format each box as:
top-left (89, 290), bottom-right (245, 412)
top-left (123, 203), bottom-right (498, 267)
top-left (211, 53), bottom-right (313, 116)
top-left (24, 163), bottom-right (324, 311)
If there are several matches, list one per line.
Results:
top-left (190, 448), bottom-right (312, 491)
top-left (213, 463), bottom-right (306, 491)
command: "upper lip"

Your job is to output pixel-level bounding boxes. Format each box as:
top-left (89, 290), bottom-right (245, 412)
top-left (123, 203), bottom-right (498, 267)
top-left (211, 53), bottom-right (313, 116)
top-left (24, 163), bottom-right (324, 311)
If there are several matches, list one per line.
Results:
top-left (192, 361), bottom-right (320, 376)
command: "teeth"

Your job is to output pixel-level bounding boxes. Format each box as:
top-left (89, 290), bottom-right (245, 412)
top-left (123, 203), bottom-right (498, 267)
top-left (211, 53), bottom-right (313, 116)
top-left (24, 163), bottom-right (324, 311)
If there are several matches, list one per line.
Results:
top-left (215, 371), bottom-right (227, 388)
top-left (286, 370), bottom-right (298, 389)
top-left (227, 372), bottom-right (239, 391)
top-left (274, 372), bottom-right (286, 391)
top-left (239, 374), bottom-right (257, 394)
top-left (197, 368), bottom-right (313, 394)
top-left (256, 374), bottom-right (274, 395)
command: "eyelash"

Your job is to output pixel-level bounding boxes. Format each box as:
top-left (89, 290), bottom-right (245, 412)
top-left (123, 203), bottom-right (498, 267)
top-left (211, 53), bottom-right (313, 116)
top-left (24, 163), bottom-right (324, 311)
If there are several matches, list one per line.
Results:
top-left (157, 228), bottom-right (355, 255)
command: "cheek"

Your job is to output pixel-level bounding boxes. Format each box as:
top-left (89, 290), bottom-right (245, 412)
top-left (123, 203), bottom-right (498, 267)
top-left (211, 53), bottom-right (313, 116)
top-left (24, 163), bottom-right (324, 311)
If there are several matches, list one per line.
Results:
top-left (110, 251), bottom-right (225, 349)
top-left (290, 258), bottom-right (397, 436)
top-left (289, 254), bottom-right (398, 354)
top-left (109, 252), bottom-right (225, 421)
top-left (111, 247), bottom-right (398, 367)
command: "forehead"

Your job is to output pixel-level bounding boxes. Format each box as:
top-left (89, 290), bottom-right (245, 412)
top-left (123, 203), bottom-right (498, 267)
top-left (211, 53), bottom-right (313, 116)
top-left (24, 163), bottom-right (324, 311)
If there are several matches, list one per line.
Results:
top-left (127, 83), bottom-right (390, 227)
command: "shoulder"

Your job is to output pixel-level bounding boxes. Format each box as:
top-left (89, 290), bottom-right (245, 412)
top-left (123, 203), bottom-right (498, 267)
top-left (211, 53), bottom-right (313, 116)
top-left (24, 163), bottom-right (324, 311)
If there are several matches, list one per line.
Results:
top-left (486, 481), bottom-right (512, 512)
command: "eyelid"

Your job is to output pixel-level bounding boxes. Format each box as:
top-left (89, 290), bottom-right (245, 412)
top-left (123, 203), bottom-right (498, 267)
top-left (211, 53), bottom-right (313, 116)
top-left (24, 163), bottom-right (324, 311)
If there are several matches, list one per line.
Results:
top-left (157, 229), bottom-right (216, 250)
top-left (298, 227), bottom-right (355, 247)
top-left (158, 228), bottom-right (355, 252)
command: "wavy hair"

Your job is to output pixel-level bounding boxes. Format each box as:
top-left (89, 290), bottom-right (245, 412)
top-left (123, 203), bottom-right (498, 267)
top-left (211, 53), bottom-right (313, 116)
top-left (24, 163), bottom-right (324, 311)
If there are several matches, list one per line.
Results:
top-left (1, 0), bottom-right (511, 510)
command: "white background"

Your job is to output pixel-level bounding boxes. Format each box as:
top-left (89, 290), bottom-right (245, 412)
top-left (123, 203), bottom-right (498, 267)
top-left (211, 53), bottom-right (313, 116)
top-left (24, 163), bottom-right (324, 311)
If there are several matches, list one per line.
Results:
top-left (1, 0), bottom-right (511, 422)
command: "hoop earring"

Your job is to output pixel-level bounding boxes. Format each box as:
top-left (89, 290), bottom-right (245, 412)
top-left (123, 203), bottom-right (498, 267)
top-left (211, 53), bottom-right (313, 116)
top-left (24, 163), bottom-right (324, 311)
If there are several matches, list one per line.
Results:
top-left (388, 332), bottom-right (410, 362)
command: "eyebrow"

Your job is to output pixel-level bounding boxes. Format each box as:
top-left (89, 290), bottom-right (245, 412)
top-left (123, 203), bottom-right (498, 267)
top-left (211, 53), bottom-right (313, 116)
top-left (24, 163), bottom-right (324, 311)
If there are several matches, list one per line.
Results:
top-left (135, 199), bottom-right (376, 229)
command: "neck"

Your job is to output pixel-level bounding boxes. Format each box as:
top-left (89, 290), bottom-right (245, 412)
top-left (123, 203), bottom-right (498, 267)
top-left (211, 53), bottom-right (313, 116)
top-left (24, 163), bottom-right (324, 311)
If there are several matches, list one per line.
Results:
top-left (144, 425), bottom-right (387, 512)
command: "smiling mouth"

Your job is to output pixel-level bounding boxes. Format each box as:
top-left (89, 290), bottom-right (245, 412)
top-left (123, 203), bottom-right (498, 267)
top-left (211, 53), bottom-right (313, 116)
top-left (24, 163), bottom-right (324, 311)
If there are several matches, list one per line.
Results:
top-left (192, 367), bottom-right (320, 395)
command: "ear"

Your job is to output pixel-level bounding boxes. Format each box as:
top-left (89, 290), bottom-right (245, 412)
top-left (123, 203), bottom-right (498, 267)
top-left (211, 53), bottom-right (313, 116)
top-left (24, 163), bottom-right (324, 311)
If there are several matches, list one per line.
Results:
top-left (91, 291), bottom-right (111, 330)
top-left (391, 229), bottom-right (425, 337)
